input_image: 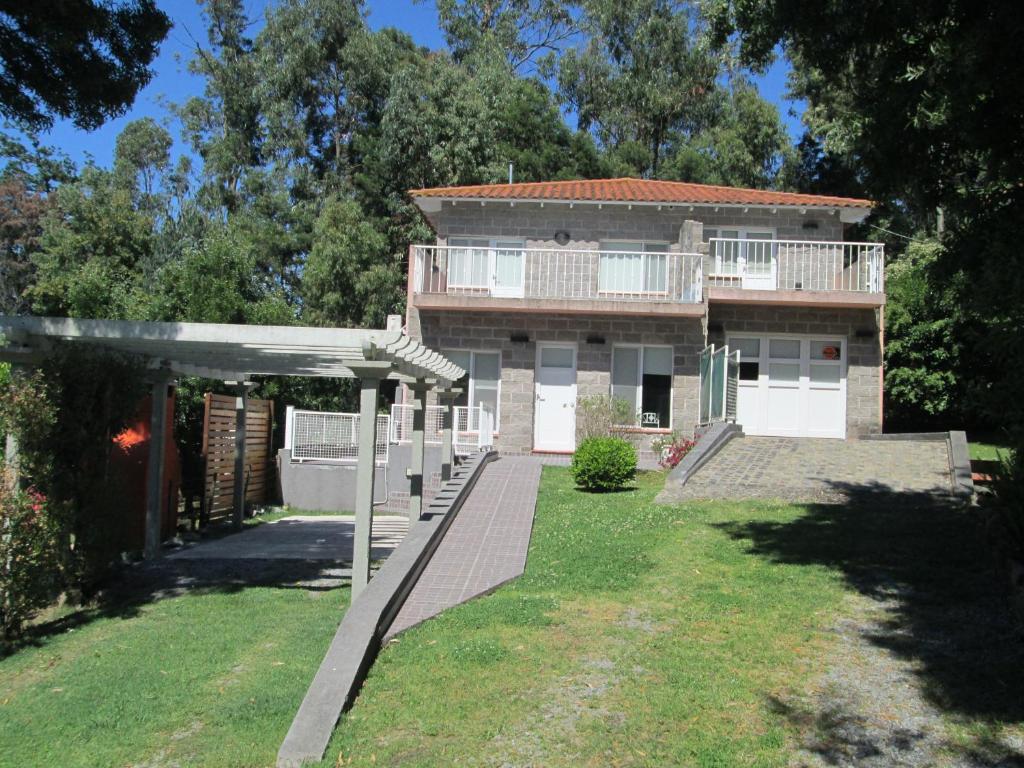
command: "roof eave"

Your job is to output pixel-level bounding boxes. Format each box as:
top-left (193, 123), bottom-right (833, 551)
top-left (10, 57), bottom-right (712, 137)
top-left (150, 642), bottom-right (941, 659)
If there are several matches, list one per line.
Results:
top-left (411, 194), bottom-right (873, 214)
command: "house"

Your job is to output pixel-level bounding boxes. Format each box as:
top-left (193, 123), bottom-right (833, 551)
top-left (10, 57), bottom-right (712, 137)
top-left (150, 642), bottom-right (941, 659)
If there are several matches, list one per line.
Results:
top-left (404, 178), bottom-right (884, 457)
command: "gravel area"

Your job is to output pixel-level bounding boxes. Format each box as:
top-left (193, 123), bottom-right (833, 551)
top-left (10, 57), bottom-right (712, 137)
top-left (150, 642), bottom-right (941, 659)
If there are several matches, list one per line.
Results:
top-left (781, 587), bottom-right (1024, 768)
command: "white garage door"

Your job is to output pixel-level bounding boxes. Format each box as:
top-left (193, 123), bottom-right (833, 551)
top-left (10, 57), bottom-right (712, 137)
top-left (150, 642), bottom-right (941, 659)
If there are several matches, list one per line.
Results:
top-left (728, 334), bottom-right (846, 439)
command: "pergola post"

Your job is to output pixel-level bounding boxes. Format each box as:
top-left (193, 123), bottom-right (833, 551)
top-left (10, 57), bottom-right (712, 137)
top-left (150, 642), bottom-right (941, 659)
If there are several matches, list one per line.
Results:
top-left (3, 364), bottom-right (25, 489)
top-left (407, 379), bottom-right (431, 520)
top-left (437, 388), bottom-right (461, 482)
top-left (232, 382), bottom-right (250, 530)
top-left (144, 372), bottom-right (172, 559)
top-left (352, 375), bottom-right (381, 599)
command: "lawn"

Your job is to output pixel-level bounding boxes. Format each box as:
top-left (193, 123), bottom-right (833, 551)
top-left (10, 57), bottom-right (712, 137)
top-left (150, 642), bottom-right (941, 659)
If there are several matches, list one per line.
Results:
top-left (2, 468), bottom-right (1020, 767)
top-left (969, 440), bottom-right (1011, 461)
top-left (322, 469), bottom-right (848, 767)
top-left (0, 579), bottom-right (346, 767)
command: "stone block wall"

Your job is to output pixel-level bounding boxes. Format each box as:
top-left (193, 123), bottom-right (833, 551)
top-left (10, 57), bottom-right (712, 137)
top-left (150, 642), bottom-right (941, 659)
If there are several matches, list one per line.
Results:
top-left (425, 201), bottom-right (845, 247)
top-left (414, 311), bottom-right (707, 453)
top-left (706, 305), bottom-right (883, 436)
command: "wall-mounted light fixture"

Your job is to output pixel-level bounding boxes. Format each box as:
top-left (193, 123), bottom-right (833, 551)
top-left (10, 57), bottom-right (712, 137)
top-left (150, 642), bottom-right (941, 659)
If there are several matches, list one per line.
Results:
top-left (585, 335), bottom-right (605, 345)
top-left (854, 328), bottom-right (875, 339)
top-left (553, 230), bottom-right (571, 246)
top-left (802, 220), bottom-right (820, 231)
top-left (510, 333), bottom-right (530, 343)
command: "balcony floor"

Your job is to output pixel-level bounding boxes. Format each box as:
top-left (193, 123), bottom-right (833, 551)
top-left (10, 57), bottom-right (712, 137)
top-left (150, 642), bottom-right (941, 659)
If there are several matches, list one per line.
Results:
top-left (706, 286), bottom-right (885, 308)
top-left (412, 293), bottom-right (706, 317)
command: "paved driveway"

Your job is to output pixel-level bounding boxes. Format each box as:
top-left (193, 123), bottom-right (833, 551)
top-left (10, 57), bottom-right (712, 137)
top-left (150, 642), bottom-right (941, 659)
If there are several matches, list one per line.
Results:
top-left (658, 437), bottom-right (954, 504)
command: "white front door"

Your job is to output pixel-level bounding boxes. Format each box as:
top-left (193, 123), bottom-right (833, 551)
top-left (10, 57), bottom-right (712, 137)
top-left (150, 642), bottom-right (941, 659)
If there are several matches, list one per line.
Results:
top-left (534, 343), bottom-right (577, 452)
top-left (728, 334), bottom-right (846, 439)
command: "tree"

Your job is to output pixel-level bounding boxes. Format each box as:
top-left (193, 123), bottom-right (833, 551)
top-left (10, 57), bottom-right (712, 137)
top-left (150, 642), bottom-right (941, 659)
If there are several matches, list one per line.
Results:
top-left (0, 0), bottom-right (170, 130)
top-left (555, 0), bottom-right (721, 175)
top-left (710, 0), bottom-right (1024, 439)
top-left (178, 0), bottom-right (262, 214)
top-left (0, 178), bottom-right (48, 314)
top-left (434, 0), bottom-right (577, 69)
top-left (30, 165), bottom-right (154, 319)
top-left (301, 197), bottom-right (404, 329)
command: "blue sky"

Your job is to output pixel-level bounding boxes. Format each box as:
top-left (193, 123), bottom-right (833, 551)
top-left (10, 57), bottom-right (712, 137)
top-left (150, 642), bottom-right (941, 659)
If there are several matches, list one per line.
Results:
top-left (19, 0), bottom-right (802, 170)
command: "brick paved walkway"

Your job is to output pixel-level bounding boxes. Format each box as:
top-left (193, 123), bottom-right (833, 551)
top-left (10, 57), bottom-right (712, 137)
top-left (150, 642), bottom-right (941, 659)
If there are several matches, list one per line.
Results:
top-left (387, 456), bottom-right (542, 637)
top-left (658, 437), bottom-right (954, 504)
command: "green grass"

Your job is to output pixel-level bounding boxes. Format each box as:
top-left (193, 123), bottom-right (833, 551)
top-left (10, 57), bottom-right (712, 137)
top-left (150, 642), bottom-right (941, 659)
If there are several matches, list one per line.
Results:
top-left (320, 469), bottom-right (849, 767)
top-left (0, 584), bottom-right (346, 767)
top-left (3, 467), bottom-right (1019, 767)
top-left (969, 441), bottom-right (1010, 461)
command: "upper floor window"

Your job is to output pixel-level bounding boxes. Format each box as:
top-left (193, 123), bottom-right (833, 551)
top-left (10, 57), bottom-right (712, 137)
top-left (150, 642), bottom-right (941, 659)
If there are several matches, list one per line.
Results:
top-left (598, 241), bottom-right (669, 295)
top-left (705, 227), bottom-right (776, 277)
top-left (448, 237), bottom-right (524, 296)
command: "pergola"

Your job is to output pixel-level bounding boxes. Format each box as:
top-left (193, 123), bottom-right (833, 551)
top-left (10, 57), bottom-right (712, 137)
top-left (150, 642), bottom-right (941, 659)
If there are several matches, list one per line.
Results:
top-left (0, 316), bottom-right (464, 597)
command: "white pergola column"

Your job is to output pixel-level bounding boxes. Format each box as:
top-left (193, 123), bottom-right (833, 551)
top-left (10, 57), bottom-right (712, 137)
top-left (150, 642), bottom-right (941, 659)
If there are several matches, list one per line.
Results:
top-left (351, 375), bottom-right (381, 599)
top-left (437, 388), bottom-right (461, 482)
top-left (231, 381), bottom-right (250, 530)
top-left (407, 379), bottom-right (431, 520)
top-left (144, 372), bottom-right (173, 559)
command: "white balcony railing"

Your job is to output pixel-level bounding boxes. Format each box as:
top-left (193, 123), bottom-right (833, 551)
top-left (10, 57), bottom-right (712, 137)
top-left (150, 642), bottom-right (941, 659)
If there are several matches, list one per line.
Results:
top-left (413, 245), bottom-right (703, 304)
top-left (707, 239), bottom-right (884, 293)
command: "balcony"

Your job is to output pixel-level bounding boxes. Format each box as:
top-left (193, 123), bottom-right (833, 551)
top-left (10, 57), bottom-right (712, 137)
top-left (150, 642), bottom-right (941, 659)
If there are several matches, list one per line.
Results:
top-left (411, 245), bottom-right (704, 316)
top-left (705, 238), bottom-right (885, 307)
top-left (410, 239), bottom-right (886, 315)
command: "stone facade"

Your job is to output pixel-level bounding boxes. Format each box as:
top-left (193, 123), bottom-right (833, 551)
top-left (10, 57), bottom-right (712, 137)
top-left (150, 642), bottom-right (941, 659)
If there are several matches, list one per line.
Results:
top-left (407, 201), bottom-right (885, 450)
top-left (416, 311), bottom-right (706, 453)
top-left (424, 200), bottom-right (845, 247)
top-left (706, 304), bottom-right (883, 437)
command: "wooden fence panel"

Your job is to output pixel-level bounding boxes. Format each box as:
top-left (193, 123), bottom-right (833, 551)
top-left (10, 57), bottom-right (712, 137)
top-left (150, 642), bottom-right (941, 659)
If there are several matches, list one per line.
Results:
top-left (202, 393), bottom-right (275, 524)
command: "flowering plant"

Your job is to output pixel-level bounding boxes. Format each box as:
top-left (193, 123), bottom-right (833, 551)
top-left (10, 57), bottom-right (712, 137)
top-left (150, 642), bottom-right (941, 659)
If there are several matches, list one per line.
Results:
top-left (652, 433), bottom-right (697, 469)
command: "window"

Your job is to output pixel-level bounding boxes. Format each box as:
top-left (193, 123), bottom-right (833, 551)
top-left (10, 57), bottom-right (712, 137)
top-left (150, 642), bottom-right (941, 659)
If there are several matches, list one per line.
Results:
top-left (448, 237), bottom-right (524, 291)
top-left (443, 350), bottom-right (502, 430)
top-left (611, 345), bottom-right (673, 428)
top-left (598, 241), bottom-right (669, 294)
top-left (732, 337), bottom-right (761, 381)
top-left (705, 228), bottom-right (776, 276)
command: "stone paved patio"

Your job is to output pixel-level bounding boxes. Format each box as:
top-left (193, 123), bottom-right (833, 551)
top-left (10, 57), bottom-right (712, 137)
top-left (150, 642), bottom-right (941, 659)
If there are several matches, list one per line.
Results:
top-left (387, 455), bottom-right (542, 637)
top-left (657, 437), bottom-right (954, 504)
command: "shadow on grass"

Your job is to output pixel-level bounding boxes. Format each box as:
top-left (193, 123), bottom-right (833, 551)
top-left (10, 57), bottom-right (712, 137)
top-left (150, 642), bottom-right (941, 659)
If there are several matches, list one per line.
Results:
top-left (3, 554), bottom-right (350, 660)
top-left (715, 481), bottom-right (1024, 761)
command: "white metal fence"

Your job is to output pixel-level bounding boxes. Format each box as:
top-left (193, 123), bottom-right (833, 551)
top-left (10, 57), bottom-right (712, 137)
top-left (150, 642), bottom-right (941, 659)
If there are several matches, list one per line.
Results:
top-left (389, 404), bottom-right (445, 444)
top-left (454, 404), bottom-right (495, 455)
top-left (286, 402), bottom-right (495, 464)
top-left (414, 245), bottom-right (703, 304)
top-left (708, 238), bottom-right (884, 293)
top-left (288, 409), bottom-right (390, 464)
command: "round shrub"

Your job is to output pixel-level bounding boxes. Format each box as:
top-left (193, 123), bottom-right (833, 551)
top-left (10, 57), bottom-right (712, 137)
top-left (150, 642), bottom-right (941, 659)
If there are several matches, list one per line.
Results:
top-left (571, 436), bottom-right (638, 491)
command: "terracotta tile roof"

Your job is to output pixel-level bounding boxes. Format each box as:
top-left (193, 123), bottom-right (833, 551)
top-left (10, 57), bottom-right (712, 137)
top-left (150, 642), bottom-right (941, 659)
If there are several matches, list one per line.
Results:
top-left (409, 177), bottom-right (872, 209)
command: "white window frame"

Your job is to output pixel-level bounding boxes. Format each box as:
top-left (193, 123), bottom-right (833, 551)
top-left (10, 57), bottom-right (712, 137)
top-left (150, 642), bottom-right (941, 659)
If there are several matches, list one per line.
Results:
top-left (447, 236), bottom-right (525, 295)
top-left (706, 227), bottom-right (777, 276)
top-left (610, 343), bottom-right (674, 430)
top-left (441, 348), bottom-right (503, 433)
top-left (598, 240), bottom-right (671, 296)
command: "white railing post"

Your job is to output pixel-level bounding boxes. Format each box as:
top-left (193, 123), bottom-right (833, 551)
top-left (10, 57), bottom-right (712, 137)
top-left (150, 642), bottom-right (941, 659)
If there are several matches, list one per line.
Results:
top-left (284, 405), bottom-right (294, 451)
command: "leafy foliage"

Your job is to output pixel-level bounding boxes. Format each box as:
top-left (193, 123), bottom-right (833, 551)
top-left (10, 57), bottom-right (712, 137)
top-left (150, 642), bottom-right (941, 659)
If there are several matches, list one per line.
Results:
top-left (570, 436), bottom-right (638, 491)
top-left (0, 1), bottom-right (170, 131)
top-left (575, 394), bottom-right (635, 442)
top-left (0, 475), bottom-right (62, 639)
